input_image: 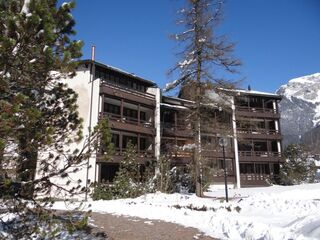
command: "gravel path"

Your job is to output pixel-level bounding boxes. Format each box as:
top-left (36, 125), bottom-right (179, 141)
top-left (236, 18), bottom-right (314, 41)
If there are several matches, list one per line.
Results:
top-left (90, 212), bottom-right (216, 240)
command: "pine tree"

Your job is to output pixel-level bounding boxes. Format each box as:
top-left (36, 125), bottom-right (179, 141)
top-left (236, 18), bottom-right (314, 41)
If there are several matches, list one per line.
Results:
top-left (166, 0), bottom-right (240, 196)
top-left (113, 141), bottom-right (144, 198)
top-left (0, 0), bottom-right (82, 185)
top-left (279, 144), bottom-right (317, 185)
top-left (0, 0), bottom-right (94, 237)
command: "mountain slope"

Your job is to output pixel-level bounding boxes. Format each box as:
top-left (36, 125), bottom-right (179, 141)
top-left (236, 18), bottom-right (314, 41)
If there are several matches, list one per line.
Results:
top-left (276, 73), bottom-right (320, 147)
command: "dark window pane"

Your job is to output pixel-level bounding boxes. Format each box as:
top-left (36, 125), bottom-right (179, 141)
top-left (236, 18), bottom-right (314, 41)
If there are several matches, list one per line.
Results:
top-left (111, 134), bottom-right (119, 148)
top-left (140, 138), bottom-right (146, 150)
top-left (124, 107), bottom-right (138, 119)
top-left (253, 141), bottom-right (268, 151)
top-left (100, 163), bottom-right (119, 183)
top-left (240, 163), bottom-right (254, 174)
top-left (140, 111), bottom-right (146, 121)
top-left (123, 135), bottom-right (138, 148)
top-left (255, 164), bottom-right (270, 174)
top-left (104, 103), bottom-right (120, 115)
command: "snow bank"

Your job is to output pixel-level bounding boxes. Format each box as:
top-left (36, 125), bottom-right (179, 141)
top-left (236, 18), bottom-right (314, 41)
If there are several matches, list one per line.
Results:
top-left (53, 183), bottom-right (320, 240)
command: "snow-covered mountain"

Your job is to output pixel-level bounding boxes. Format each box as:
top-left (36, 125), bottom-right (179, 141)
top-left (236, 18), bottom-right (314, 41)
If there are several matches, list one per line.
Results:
top-left (276, 73), bottom-right (320, 148)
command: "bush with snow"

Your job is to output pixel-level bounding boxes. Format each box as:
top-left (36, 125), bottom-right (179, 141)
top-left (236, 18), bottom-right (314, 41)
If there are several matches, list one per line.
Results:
top-left (278, 144), bottom-right (317, 185)
top-left (92, 142), bottom-right (155, 200)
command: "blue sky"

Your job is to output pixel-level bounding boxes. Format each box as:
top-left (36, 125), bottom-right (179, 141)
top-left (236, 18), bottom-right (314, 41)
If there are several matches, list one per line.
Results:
top-left (68, 0), bottom-right (320, 93)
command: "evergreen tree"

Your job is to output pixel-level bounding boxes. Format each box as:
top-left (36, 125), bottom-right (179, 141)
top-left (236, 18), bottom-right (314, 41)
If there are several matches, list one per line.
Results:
top-left (166, 0), bottom-right (240, 196)
top-left (157, 155), bottom-right (172, 193)
top-left (0, 0), bottom-right (82, 186)
top-left (113, 142), bottom-right (145, 198)
top-left (279, 144), bottom-right (317, 185)
top-left (0, 0), bottom-right (97, 237)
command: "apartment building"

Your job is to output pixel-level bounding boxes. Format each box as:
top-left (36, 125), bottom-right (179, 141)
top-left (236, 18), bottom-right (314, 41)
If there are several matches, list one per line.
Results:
top-left (59, 60), bottom-right (283, 190)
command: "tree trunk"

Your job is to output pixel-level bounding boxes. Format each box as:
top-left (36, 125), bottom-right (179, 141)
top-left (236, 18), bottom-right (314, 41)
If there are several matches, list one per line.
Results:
top-left (0, 140), bottom-right (4, 177)
top-left (17, 136), bottom-right (37, 182)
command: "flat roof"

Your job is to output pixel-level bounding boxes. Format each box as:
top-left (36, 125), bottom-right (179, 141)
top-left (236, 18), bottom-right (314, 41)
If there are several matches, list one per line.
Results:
top-left (222, 88), bottom-right (282, 100)
top-left (80, 59), bottom-right (157, 87)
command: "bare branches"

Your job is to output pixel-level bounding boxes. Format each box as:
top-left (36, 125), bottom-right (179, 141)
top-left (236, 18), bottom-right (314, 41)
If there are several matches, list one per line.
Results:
top-left (168, 0), bottom-right (240, 92)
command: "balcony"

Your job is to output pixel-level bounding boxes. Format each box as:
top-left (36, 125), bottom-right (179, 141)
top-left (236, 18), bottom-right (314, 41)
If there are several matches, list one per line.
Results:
top-left (98, 147), bottom-right (154, 163)
top-left (161, 123), bottom-right (193, 138)
top-left (235, 106), bottom-right (280, 118)
top-left (101, 112), bottom-right (155, 135)
top-left (100, 81), bottom-right (156, 106)
top-left (240, 174), bottom-right (270, 186)
top-left (237, 128), bottom-right (282, 140)
top-left (239, 151), bottom-right (283, 162)
top-left (201, 148), bottom-right (234, 159)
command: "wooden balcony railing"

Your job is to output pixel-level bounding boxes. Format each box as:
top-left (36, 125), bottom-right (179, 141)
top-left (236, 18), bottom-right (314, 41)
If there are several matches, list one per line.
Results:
top-left (161, 123), bottom-right (192, 131)
top-left (172, 150), bottom-right (193, 158)
top-left (237, 128), bottom-right (280, 135)
top-left (101, 81), bottom-right (155, 101)
top-left (240, 174), bottom-right (268, 182)
top-left (239, 151), bottom-right (282, 158)
top-left (101, 112), bottom-right (154, 128)
top-left (110, 147), bottom-right (154, 157)
top-left (236, 106), bottom-right (278, 114)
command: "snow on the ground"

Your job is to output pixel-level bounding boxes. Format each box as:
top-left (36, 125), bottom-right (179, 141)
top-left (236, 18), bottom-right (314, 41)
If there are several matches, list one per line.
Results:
top-left (0, 211), bottom-right (102, 240)
top-left (53, 183), bottom-right (320, 240)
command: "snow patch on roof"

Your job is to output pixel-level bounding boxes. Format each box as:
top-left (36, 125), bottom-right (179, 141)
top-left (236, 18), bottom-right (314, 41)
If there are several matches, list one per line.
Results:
top-left (224, 88), bottom-right (280, 98)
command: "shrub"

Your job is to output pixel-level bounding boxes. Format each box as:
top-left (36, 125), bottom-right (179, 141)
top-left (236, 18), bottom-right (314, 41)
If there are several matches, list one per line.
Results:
top-left (92, 142), bottom-right (155, 200)
top-left (278, 144), bottom-right (317, 185)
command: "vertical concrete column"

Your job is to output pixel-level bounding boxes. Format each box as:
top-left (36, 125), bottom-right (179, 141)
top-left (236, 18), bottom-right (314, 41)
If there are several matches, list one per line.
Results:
top-left (272, 100), bottom-right (277, 113)
top-left (273, 102), bottom-right (282, 154)
top-left (87, 61), bottom-right (101, 199)
top-left (231, 97), bottom-right (241, 188)
top-left (154, 88), bottom-right (161, 174)
top-left (95, 163), bottom-right (101, 182)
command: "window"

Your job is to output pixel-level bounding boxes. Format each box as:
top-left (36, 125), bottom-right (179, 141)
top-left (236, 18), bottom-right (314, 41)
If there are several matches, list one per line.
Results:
top-left (271, 141), bottom-right (278, 152)
top-left (123, 107), bottom-right (138, 119)
top-left (162, 110), bottom-right (175, 124)
top-left (133, 81), bottom-right (137, 90)
top-left (240, 163), bottom-right (254, 174)
top-left (253, 141), bottom-right (268, 151)
top-left (238, 141), bottom-right (252, 151)
top-left (100, 163), bottom-right (119, 183)
top-left (255, 164), bottom-right (270, 174)
top-left (202, 136), bottom-right (214, 145)
top-left (111, 134), bottom-right (119, 148)
top-left (249, 97), bottom-right (263, 108)
top-left (140, 138), bottom-right (147, 150)
top-left (235, 96), bottom-right (249, 107)
top-left (123, 135), bottom-right (138, 148)
top-left (215, 110), bottom-right (230, 124)
top-left (256, 120), bottom-right (265, 129)
top-left (119, 77), bottom-right (127, 86)
top-left (214, 158), bottom-right (233, 174)
top-left (104, 103), bottom-right (120, 115)
top-left (265, 99), bottom-right (274, 109)
top-left (140, 111), bottom-right (146, 121)
top-left (267, 120), bottom-right (276, 130)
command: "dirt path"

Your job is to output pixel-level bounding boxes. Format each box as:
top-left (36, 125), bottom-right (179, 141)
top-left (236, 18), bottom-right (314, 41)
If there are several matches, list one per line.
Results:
top-left (90, 212), bottom-right (216, 240)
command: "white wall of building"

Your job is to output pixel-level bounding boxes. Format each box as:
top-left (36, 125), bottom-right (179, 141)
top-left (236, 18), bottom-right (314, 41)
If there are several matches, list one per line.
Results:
top-left (35, 63), bottom-right (100, 200)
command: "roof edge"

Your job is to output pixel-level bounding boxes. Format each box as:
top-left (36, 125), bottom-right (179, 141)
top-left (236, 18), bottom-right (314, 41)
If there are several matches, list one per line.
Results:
top-left (79, 59), bottom-right (157, 87)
